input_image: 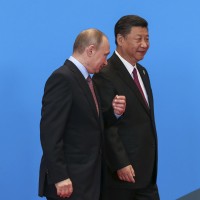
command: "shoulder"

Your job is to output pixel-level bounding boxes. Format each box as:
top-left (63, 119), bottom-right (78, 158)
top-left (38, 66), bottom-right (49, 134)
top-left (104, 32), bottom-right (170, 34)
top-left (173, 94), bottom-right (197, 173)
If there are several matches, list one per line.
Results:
top-left (44, 61), bottom-right (75, 90)
top-left (137, 63), bottom-right (149, 76)
top-left (48, 59), bottom-right (79, 81)
top-left (53, 60), bottom-right (73, 76)
top-left (97, 53), bottom-right (120, 76)
top-left (136, 62), bottom-right (146, 70)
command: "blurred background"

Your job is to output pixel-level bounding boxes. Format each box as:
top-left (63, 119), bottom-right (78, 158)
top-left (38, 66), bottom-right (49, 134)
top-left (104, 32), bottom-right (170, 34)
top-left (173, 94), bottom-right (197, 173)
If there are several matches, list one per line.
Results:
top-left (0, 0), bottom-right (199, 199)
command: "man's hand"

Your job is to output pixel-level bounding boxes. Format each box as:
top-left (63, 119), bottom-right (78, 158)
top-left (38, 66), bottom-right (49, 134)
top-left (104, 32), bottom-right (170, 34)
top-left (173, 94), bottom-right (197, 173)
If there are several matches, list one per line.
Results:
top-left (117, 165), bottom-right (135, 183)
top-left (55, 178), bottom-right (73, 198)
top-left (112, 95), bottom-right (126, 115)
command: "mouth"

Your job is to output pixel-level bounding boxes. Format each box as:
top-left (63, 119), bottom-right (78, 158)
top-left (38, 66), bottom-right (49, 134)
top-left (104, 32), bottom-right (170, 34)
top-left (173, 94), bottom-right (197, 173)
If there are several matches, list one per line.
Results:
top-left (137, 51), bottom-right (146, 55)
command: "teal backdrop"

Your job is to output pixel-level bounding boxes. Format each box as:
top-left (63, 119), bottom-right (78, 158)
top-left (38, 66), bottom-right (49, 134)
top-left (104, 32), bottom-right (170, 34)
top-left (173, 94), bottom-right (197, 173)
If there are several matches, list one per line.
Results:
top-left (0, 0), bottom-right (200, 199)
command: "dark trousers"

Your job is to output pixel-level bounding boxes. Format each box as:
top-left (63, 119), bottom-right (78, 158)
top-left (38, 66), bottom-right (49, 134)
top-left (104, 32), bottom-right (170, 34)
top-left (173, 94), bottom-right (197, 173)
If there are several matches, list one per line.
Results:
top-left (101, 184), bottom-right (160, 200)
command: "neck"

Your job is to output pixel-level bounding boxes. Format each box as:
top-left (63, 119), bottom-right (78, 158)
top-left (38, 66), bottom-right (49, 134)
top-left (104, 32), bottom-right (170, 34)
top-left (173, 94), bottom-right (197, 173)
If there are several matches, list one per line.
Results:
top-left (72, 53), bottom-right (88, 67)
top-left (116, 48), bottom-right (136, 66)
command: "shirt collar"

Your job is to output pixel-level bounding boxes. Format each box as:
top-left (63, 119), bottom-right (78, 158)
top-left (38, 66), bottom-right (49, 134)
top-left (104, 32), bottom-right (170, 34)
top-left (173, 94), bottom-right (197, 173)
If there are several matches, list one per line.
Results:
top-left (115, 50), bottom-right (137, 75)
top-left (68, 56), bottom-right (89, 79)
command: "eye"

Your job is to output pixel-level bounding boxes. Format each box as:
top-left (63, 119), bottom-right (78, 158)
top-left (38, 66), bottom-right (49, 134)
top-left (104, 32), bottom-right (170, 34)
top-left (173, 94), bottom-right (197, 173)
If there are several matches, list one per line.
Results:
top-left (135, 38), bottom-right (142, 42)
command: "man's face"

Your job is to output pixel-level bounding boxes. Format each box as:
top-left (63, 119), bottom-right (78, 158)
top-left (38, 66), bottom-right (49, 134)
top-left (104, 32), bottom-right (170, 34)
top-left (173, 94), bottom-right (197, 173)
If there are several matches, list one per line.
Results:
top-left (118, 26), bottom-right (149, 65)
top-left (89, 36), bottom-right (110, 74)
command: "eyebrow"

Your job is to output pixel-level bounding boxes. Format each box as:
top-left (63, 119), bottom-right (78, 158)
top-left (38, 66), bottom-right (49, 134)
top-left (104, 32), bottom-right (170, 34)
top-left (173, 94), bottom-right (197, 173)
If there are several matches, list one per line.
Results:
top-left (135, 34), bottom-right (149, 37)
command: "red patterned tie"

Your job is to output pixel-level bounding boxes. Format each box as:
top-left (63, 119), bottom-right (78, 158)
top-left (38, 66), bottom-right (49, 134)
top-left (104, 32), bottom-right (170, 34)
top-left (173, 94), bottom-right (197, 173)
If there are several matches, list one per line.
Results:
top-left (133, 68), bottom-right (149, 107)
top-left (87, 76), bottom-right (99, 115)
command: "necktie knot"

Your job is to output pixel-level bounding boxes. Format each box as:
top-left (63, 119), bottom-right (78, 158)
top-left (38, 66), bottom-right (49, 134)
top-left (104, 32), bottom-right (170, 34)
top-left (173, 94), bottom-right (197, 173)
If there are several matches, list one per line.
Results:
top-left (132, 68), bottom-right (138, 81)
top-left (87, 75), bottom-right (92, 83)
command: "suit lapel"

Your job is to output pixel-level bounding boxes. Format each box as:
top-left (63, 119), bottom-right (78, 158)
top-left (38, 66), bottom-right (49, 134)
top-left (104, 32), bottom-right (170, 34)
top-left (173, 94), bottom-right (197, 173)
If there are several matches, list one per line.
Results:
top-left (111, 53), bottom-right (150, 114)
top-left (137, 65), bottom-right (156, 122)
top-left (66, 60), bottom-right (99, 119)
top-left (137, 65), bottom-right (153, 109)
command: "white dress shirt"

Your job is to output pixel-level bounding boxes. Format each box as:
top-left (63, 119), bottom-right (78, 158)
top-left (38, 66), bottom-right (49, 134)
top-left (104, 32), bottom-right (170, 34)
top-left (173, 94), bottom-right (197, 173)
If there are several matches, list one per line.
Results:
top-left (115, 50), bottom-right (149, 105)
top-left (68, 56), bottom-right (89, 79)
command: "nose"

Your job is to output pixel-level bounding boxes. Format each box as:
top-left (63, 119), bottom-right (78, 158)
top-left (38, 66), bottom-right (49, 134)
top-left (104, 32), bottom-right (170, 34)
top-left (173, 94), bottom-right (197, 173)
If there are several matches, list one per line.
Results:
top-left (141, 39), bottom-right (149, 48)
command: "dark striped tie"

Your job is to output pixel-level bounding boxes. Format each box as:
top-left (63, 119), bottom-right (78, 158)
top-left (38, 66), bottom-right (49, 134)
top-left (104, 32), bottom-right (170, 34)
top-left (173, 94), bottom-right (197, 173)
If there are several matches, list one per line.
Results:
top-left (87, 76), bottom-right (99, 115)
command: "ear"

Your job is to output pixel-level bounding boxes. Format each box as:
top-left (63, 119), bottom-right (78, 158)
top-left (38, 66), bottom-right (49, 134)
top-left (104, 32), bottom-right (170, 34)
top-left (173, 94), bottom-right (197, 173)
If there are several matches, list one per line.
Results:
top-left (86, 45), bottom-right (96, 57)
top-left (116, 34), bottom-right (124, 46)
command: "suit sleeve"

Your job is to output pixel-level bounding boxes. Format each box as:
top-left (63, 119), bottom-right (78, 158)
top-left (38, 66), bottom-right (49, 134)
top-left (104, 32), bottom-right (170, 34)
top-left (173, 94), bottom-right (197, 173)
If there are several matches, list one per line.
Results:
top-left (93, 73), bottom-right (130, 172)
top-left (40, 71), bottom-right (72, 184)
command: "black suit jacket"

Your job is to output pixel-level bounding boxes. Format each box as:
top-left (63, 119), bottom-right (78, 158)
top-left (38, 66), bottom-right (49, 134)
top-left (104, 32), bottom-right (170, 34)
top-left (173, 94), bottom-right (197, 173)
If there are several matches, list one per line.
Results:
top-left (93, 53), bottom-right (158, 189)
top-left (39, 60), bottom-right (105, 199)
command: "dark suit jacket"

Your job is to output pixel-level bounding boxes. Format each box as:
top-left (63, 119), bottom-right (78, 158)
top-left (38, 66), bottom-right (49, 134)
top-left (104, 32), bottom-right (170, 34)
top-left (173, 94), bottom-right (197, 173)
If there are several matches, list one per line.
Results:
top-left (93, 52), bottom-right (158, 189)
top-left (39, 59), bottom-right (105, 199)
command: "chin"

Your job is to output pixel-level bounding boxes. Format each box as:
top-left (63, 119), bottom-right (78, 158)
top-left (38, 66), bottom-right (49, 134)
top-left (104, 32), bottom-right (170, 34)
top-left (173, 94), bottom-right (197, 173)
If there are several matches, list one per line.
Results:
top-left (138, 55), bottom-right (145, 61)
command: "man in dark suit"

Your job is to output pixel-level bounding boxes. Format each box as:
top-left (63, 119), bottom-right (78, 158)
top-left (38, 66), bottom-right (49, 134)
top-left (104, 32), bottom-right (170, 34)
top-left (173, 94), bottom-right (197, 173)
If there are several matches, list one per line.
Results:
top-left (39, 28), bottom-right (126, 200)
top-left (93, 15), bottom-right (160, 200)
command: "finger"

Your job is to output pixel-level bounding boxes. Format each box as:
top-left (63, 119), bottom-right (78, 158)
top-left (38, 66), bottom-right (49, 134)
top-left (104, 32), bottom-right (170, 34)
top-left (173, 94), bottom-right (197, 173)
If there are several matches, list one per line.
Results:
top-left (129, 165), bottom-right (135, 176)
top-left (120, 167), bottom-right (135, 183)
top-left (123, 174), bottom-right (131, 182)
top-left (116, 95), bottom-right (126, 100)
top-left (118, 171), bottom-right (127, 181)
top-left (59, 190), bottom-right (67, 197)
top-left (121, 175), bottom-right (127, 181)
top-left (118, 175), bottom-right (123, 180)
top-left (113, 102), bottom-right (126, 108)
top-left (129, 168), bottom-right (135, 183)
top-left (57, 188), bottom-right (62, 196)
top-left (60, 191), bottom-right (70, 198)
top-left (59, 187), bottom-right (70, 198)
top-left (113, 101), bottom-right (125, 106)
top-left (121, 171), bottom-right (132, 182)
top-left (114, 99), bottom-right (126, 104)
top-left (68, 185), bottom-right (73, 193)
top-left (128, 174), bottom-right (135, 183)
top-left (114, 98), bottom-right (126, 105)
top-left (114, 108), bottom-right (125, 115)
top-left (114, 105), bottom-right (125, 110)
top-left (114, 103), bottom-right (126, 110)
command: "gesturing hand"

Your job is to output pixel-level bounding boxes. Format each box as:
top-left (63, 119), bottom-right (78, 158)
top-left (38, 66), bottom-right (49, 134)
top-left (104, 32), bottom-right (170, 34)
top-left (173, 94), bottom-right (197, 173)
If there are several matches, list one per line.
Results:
top-left (112, 95), bottom-right (126, 115)
top-left (55, 178), bottom-right (73, 198)
top-left (117, 165), bottom-right (135, 183)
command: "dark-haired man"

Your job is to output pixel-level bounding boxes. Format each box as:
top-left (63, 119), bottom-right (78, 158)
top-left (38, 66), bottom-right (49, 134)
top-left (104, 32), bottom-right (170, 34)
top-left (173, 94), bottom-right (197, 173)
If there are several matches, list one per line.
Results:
top-left (94, 15), bottom-right (160, 200)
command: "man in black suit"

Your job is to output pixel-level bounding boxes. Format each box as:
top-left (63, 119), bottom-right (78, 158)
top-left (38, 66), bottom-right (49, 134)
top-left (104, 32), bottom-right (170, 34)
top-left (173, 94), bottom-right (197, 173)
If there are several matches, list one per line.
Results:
top-left (39, 28), bottom-right (126, 200)
top-left (93, 15), bottom-right (160, 200)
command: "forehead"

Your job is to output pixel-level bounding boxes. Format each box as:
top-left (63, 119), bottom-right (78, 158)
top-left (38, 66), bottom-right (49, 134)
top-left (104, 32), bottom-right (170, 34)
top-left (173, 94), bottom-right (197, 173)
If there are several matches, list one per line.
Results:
top-left (128, 26), bottom-right (149, 36)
